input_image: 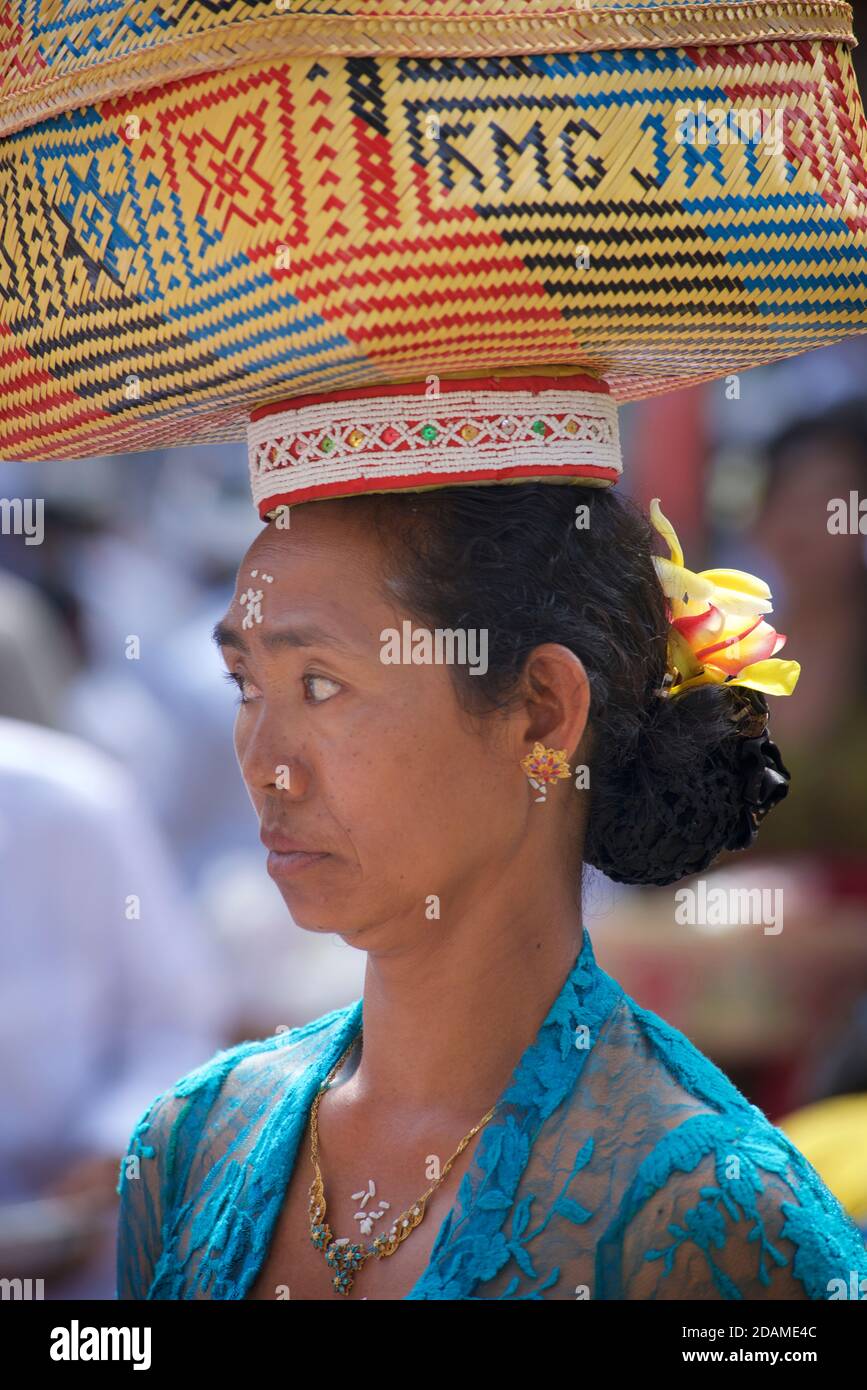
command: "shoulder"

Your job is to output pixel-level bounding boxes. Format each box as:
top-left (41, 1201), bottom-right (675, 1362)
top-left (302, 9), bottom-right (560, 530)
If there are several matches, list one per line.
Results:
top-left (592, 998), bottom-right (867, 1300)
top-left (117, 1001), bottom-right (361, 1297)
top-left (118, 1000), bottom-right (360, 1195)
top-left (622, 989), bottom-right (761, 1117)
top-left (174, 999), bottom-right (360, 1099)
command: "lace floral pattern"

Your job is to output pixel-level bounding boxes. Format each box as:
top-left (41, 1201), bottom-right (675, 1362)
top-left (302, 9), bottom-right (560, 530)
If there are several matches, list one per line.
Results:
top-left (116, 928), bottom-right (867, 1300)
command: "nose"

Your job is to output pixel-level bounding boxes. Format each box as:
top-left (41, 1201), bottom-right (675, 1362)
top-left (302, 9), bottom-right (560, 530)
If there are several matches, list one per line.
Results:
top-left (235, 704), bottom-right (313, 803)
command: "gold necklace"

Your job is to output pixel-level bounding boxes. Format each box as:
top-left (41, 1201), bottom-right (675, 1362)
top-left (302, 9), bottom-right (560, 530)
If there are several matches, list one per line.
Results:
top-left (308, 1029), bottom-right (498, 1296)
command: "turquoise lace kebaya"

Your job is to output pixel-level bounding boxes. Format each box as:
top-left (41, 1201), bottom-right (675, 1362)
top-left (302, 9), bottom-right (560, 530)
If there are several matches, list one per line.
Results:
top-left (116, 926), bottom-right (867, 1300)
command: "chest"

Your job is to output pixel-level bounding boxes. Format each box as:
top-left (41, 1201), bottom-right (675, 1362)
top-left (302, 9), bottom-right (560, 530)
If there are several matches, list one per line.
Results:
top-left (245, 1122), bottom-right (486, 1301)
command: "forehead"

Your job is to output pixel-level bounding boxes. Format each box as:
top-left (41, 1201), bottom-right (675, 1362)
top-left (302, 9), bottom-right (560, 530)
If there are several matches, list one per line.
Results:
top-left (226, 500), bottom-right (394, 635)
top-left (238, 500), bottom-right (381, 583)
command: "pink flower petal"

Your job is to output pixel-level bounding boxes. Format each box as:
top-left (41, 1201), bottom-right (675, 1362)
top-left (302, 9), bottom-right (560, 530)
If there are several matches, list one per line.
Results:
top-left (695, 614), bottom-right (763, 663)
top-left (673, 604), bottom-right (725, 650)
top-left (704, 620), bottom-right (785, 676)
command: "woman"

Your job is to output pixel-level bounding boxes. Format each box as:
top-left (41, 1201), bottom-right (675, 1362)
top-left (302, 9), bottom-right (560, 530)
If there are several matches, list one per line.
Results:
top-left (115, 443), bottom-right (867, 1300)
top-left (4, 0), bottom-right (865, 1305)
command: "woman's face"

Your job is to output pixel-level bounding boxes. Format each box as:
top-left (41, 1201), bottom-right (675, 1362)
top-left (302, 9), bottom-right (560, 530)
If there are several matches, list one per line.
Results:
top-left (215, 501), bottom-right (562, 946)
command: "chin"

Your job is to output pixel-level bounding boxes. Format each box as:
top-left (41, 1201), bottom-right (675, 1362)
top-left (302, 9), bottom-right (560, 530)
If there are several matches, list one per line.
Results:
top-left (278, 885), bottom-right (409, 948)
top-left (283, 905), bottom-right (343, 934)
top-left (274, 880), bottom-right (360, 936)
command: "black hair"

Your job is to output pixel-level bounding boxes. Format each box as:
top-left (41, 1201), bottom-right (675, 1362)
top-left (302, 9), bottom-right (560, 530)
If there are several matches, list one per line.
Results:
top-left (362, 482), bottom-right (776, 887)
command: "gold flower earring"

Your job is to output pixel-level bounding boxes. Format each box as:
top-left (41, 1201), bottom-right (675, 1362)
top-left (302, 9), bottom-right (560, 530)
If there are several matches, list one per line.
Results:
top-left (520, 742), bottom-right (572, 803)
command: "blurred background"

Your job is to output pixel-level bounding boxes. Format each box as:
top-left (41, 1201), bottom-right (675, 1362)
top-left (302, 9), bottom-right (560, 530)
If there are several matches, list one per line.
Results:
top-left (3, 33), bottom-right (867, 1295)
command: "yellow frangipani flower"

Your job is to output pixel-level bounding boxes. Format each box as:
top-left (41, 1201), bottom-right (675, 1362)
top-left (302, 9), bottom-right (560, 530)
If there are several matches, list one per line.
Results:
top-left (649, 499), bottom-right (800, 700)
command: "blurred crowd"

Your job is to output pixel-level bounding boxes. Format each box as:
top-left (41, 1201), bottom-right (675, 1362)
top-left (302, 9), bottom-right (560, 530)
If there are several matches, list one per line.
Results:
top-left (1, 340), bottom-right (866, 1297)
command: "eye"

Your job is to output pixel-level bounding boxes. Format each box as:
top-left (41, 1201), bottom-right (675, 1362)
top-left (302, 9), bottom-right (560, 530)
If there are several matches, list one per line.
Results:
top-left (304, 673), bottom-right (341, 703)
top-left (223, 669), bottom-right (260, 706)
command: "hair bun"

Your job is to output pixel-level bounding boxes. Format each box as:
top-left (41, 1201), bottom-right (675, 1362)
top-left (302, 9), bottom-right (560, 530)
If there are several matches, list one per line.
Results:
top-left (725, 723), bottom-right (791, 853)
top-left (585, 686), bottom-right (792, 888)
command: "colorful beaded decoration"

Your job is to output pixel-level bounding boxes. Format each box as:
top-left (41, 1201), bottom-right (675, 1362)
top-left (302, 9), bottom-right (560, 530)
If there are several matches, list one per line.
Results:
top-left (248, 374), bottom-right (621, 514)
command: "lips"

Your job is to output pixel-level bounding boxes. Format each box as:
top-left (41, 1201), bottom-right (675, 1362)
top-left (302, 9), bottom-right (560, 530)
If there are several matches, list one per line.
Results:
top-left (261, 829), bottom-right (331, 883)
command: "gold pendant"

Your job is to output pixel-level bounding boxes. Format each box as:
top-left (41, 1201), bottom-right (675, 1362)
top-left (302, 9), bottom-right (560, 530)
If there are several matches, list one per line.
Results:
top-left (308, 1164), bottom-right (426, 1294)
top-left (323, 1236), bottom-right (368, 1296)
top-left (309, 1173), bottom-right (376, 1295)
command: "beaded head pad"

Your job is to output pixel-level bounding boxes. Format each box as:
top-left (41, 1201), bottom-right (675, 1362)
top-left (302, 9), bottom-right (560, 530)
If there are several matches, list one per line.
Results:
top-left (247, 373), bottom-right (621, 516)
top-left (1, 1), bottom-right (866, 462)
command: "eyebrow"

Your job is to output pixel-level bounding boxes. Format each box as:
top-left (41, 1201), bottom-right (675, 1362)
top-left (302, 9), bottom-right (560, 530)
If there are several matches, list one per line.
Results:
top-left (211, 619), bottom-right (355, 656)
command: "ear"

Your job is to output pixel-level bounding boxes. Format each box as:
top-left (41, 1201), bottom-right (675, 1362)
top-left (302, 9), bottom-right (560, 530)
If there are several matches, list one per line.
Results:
top-left (512, 643), bottom-right (591, 767)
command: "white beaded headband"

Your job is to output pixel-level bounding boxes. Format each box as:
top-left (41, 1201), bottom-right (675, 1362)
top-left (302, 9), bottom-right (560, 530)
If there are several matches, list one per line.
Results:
top-left (246, 373), bottom-right (622, 518)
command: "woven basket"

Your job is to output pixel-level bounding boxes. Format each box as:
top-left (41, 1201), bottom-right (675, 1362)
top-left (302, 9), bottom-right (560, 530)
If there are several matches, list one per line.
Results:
top-left (1, 0), bottom-right (866, 461)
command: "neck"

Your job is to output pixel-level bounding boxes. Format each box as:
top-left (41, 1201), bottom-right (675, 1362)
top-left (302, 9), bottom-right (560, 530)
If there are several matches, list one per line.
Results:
top-left (340, 866), bottom-right (584, 1119)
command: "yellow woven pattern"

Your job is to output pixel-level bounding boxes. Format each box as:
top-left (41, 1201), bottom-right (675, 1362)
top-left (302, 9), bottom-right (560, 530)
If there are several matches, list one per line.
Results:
top-left (1, 34), bottom-right (866, 459)
top-left (0, 2), bottom-right (855, 139)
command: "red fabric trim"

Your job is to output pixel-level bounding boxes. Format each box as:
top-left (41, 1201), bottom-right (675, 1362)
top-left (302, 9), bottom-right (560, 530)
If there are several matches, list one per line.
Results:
top-left (249, 373), bottom-right (610, 422)
top-left (256, 462), bottom-right (620, 516)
